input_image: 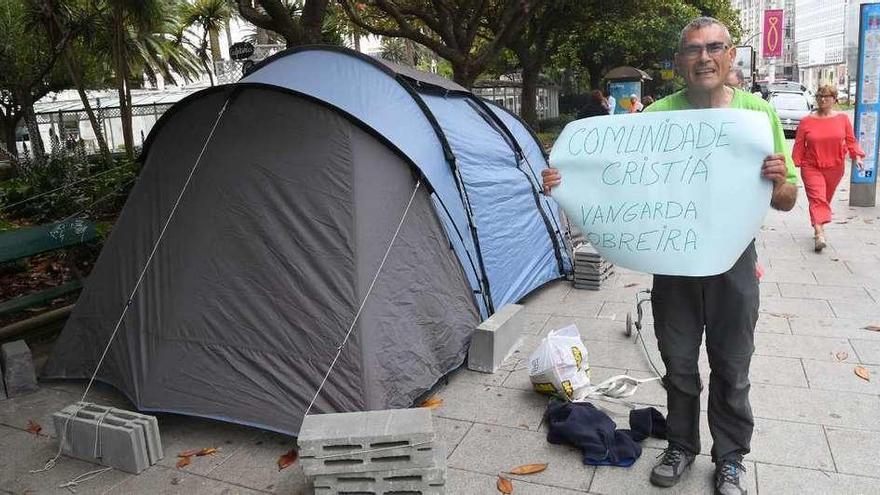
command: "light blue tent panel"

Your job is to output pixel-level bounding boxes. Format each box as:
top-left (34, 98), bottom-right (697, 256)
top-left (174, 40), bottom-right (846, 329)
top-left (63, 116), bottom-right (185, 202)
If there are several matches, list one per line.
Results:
top-left (243, 46), bottom-right (569, 314)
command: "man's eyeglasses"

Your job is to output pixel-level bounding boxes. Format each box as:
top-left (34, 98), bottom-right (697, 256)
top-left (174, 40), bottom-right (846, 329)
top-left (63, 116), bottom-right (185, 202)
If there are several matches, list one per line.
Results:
top-left (817, 94), bottom-right (836, 100)
top-left (680, 42), bottom-right (729, 59)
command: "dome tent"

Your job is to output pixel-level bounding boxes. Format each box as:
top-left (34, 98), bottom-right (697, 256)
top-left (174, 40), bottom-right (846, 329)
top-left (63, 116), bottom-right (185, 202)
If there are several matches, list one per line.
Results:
top-left (44, 46), bottom-right (572, 435)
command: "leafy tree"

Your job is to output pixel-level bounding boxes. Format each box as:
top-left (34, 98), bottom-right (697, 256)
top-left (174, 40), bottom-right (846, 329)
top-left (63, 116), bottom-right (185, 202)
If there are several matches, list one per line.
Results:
top-left (498, 0), bottom-right (581, 127)
top-left (0, 0), bottom-right (68, 164)
top-left (339, 0), bottom-right (533, 88)
top-left (33, 0), bottom-right (114, 164)
top-left (180, 0), bottom-right (234, 85)
top-left (236, 0), bottom-right (331, 46)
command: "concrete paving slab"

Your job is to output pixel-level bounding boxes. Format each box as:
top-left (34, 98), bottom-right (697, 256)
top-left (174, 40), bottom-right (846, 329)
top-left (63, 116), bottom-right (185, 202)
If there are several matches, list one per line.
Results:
top-left (753, 333), bottom-right (857, 362)
top-left (552, 295), bottom-right (605, 318)
top-left (754, 313), bottom-right (792, 334)
top-left (760, 297), bottom-right (836, 318)
top-left (829, 299), bottom-right (880, 319)
top-left (756, 462), bottom-right (880, 494)
top-left (520, 312), bottom-right (552, 335)
top-left (0, 424), bottom-right (132, 494)
top-left (777, 283), bottom-right (872, 303)
top-left (432, 381), bottom-right (548, 431)
top-left (749, 384), bottom-right (880, 430)
top-left (850, 338), bottom-right (880, 364)
top-left (105, 464), bottom-right (266, 494)
top-left (434, 417), bottom-right (471, 458)
top-left (153, 413), bottom-right (260, 476)
top-left (749, 418), bottom-right (835, 471)
top-left (446, 468), bottom-right (589, 494)
top-left (542, 316), bottom-right (632, 343)
top-left (203, 431), bottom-right (310, 494)
top-left (788, 317), bottom-right (880, 340)
top-left (761, 282), bottom-right (782, 297)
top-left (759, 267), bottom-right (817, 284)
top-left (802, 360), bottom-right (880, 394)
top-left (824, 427), bottom-right (880, 478)
top-left (447, 423), bottom-right (594, 492)
top-left (0, 386), bottom-right (83, 436)
top-left (581, 340), bottom-right (664, 374)
top-left (40, 380), bottom-right (133, 410)
top-left (446, 365), bottom-right (511, 388)
top-left (597, 301), bottom-right (653, 324)
top-left (588, 450), bottom-right (757, 495)
top-left (748, 355), bottom-right (808, 388)
top-left (520, 280), bottom-right (573, 314)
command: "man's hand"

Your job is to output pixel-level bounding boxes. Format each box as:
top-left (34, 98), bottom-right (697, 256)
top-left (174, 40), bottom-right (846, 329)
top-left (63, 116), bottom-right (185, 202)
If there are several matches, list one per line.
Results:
top-left (542, 168), bottom-right (561, 195)
top-left (856, 158), bottom-right (866, 172)
top-left (762, 154), bottom-right (797, 211)
top-left (761, 154), bottom-right (788, 186)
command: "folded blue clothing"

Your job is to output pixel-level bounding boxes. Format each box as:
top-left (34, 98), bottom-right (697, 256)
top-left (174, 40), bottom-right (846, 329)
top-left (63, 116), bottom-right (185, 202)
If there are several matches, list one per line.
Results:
top-left (545, 400), bottom-right (667, 467)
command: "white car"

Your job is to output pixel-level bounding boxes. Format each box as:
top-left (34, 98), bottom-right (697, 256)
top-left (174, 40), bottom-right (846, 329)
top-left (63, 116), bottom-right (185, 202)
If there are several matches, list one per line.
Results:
top-left (769, 91), bottom-right (812, 138)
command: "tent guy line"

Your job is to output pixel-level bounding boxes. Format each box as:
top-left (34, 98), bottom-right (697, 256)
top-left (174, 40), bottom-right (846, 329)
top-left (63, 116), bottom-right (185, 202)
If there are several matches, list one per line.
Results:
top-left (31, 96), bottom-right (233, 476)
top-left (303, 179), bottom-right (423, 419)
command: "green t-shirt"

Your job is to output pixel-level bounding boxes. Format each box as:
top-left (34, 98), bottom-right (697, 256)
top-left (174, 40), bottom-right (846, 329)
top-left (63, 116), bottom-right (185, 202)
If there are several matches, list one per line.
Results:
top-left (645, 89), bottom-right (798, 184)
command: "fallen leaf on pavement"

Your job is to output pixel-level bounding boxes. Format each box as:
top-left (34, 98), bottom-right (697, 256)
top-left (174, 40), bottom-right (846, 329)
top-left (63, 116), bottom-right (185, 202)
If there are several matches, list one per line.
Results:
top-left (497, 475), bottom-right (513, 493)
top-left (835, 352), bottom-right (849, 361)
top-left (855, 366), bottom-right (870, 381)
top-left (196, 447), bottom-right (218, 457)
top-left (26, 420), bottom-right (42, 435)
top-left (419, 396), bottom-right (443, 409)
top-left (863, 325), bottom-right (880, 332)
top-left (176, 456), bottom-right (191, 469)
top-left (278, 449), bottom-right (298, 471)
top-left (178, 449), bottom-right (200, 458)
top-left (507, 463), bottom-right (548, 475)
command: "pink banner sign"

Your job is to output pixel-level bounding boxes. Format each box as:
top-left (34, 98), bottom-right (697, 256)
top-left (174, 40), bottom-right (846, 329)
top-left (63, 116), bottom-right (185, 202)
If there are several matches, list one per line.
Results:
top-left (763, 9), bottom-right (784, 58)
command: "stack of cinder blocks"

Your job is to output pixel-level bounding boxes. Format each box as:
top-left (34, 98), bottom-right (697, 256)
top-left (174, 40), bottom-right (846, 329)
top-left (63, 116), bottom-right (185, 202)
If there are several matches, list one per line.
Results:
top-left (1, 339), bottom-right (40, 399)
top-left (573, 243), bottom-right (614, 290)
top-left (299, 408), bottom-right (446, 494)
top-left (52, 402), bottom-right (163, 474)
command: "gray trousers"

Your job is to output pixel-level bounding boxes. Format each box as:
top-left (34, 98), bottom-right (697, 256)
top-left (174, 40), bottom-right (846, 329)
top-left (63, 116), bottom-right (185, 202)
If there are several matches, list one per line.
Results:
top-left (651, 241), bottom-right (759, 462)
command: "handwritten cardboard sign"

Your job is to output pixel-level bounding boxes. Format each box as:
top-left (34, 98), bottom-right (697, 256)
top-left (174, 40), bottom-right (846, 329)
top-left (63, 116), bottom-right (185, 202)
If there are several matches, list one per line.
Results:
top-left (549, 109), bottom-right (773, 276)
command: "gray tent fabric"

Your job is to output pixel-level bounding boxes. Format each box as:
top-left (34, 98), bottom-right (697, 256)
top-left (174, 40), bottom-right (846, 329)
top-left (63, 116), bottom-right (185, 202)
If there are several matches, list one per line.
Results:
top-left (44, 86), bottom-right (479, 434)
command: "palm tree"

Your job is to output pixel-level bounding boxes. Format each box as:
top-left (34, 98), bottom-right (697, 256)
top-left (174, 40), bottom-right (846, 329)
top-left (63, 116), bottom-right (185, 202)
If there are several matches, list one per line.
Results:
top-left (180, 0), bottom-right (232, 86)
top-left (95, 0), bottom-right (201, 158)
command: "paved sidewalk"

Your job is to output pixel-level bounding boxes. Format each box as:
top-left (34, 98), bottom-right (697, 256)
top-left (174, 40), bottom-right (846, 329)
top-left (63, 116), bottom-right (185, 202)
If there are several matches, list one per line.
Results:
top-left (2, 178), bottom-right (879, 494)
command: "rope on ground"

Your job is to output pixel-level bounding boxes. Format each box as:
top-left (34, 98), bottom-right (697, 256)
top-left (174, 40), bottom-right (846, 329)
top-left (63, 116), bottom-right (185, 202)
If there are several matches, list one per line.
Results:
top-left (303, 179), bottom-right (422, 418)
top-left (31, 96), bottom-right (232, 485)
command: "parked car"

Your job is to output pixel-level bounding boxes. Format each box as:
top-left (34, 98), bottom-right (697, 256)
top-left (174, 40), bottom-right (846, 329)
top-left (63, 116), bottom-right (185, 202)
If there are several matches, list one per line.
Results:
top-left (769, 91), bottom-right (812, 138)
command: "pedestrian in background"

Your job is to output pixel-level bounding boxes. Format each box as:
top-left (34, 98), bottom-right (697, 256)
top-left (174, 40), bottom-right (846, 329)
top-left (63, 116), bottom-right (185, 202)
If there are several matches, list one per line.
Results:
top-left (629, 94), bottom-right (643, 113)
top-left (726, 68), bottom-right (745, 89)
top-left (605, 90), bottom-right (617, 114)
top-left (577, 90), bottom-right (610, 119)
top-left (792, 84), bottom-right (865, 252)
top-left (642, 95), bottom-right (655, 109)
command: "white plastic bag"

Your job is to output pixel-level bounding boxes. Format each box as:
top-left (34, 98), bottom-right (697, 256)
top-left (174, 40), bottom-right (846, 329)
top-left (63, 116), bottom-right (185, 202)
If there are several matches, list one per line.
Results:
top-left (528, 324), bottom-right (591, 400)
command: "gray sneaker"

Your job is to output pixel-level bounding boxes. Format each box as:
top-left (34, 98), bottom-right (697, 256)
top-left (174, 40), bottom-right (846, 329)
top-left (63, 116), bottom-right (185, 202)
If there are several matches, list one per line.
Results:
top-left (715, 460), bottom-right (748, 495)
top-left (649, 446), bottom-right (695, 487)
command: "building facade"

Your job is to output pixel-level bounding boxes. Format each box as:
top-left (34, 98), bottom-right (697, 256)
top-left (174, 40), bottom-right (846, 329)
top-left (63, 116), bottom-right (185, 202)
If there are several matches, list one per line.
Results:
top-left (732, 0), bottom-right (798, 81)
top-left (795, 0), bottom-right (847, 90)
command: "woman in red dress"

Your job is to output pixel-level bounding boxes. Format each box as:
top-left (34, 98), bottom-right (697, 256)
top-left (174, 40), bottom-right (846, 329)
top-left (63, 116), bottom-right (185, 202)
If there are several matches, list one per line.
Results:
top-left (792, 85), bottom-right (865, 252)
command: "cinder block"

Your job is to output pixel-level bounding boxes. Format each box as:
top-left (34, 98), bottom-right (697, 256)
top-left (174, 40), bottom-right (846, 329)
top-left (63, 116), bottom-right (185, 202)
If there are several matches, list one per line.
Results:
top-left (73, 402), bottom-right (163, 464)
top-left (53, 407), bottom-right (150, 474)
top-left (313, 444), bottom-right (446, 494)
top-left (299, 408), bottom-right (436, 476)
top-left (467, 303), bottom-right (525, 374)
top-left (1, 340), bottom-right (39, 397)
